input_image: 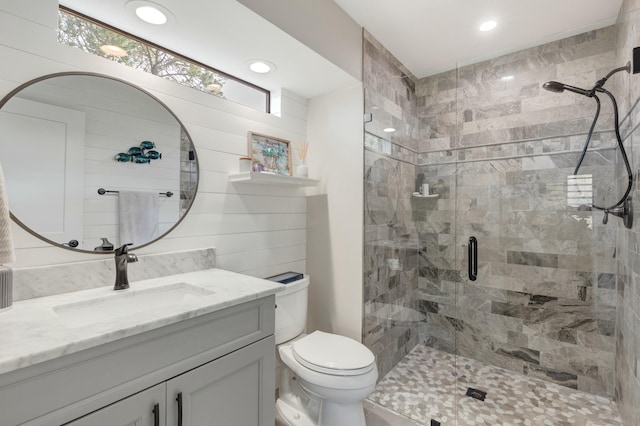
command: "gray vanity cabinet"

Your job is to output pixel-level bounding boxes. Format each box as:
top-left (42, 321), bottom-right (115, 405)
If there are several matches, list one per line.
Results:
top-left (1, 296), bottom-right (276, 426)
top-left (66, 337), bottom-right (274, 426)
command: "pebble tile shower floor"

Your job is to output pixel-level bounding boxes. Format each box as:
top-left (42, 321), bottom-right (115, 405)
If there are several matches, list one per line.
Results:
top-left (366, 345), bottom-right (622, 426)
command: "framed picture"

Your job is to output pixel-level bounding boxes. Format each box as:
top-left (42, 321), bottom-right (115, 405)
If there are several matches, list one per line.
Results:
top-left (247, 132), bottom-right (292, 176)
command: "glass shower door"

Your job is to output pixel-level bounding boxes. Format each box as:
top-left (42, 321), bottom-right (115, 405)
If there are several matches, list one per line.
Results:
top-left (450, 48), bottom-right (619, 423)
top-left (365, 24), bottom-right (621, 425)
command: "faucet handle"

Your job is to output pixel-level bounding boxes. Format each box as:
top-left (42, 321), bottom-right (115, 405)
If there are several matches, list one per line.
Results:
top-left (115, 243), bottom-right (133, 256)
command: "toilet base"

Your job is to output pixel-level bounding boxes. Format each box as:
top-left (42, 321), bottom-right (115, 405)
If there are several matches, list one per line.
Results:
top-left (276, 395), bottom-right (366, 426)
top-left (317, 399), bottom-right (366, 426)
top-left (276, 398), bottom-right (315, 426)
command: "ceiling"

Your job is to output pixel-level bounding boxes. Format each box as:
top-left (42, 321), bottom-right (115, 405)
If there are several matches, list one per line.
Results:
top-left (59, 0), bottom-right (623, 98)
top-left (335, 0), bottom-right (623, 78)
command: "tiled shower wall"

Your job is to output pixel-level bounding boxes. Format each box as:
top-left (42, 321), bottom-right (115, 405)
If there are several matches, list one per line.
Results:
top-left (416, 27), bottom-right (619, 397)
top-left (362, 30), bottom-right (421, 379)
top-left (363, 4), bottom-right (640, 422)
top-left (614, 0), bottom-right (640, 424)
top-left (416, 27), bottom-right (620, 395)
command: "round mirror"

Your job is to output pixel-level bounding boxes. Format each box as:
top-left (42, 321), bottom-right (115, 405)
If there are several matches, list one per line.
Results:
top-left (0, 72), bottom-right (198, 253)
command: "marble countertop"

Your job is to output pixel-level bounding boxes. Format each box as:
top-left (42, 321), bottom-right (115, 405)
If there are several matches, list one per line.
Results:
top-left (0, 268), bottom-right (284, 376)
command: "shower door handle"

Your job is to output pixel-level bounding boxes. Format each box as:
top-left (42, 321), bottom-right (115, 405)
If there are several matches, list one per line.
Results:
top-left (468, 236), bottom-right (477, 281)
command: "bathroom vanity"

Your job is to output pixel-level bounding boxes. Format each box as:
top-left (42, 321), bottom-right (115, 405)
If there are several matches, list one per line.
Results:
top-left (0, 269), bottom-right (280, 425)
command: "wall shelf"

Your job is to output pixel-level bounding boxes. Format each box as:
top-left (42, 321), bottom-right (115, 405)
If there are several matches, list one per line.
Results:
top-left (228, 172), bottom-right (319, 187)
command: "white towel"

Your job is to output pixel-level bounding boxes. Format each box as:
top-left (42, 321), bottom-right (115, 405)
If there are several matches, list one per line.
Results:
top-left (0, 162), bottom-right (15, 264)
top-left (118, 190), bottom-right (160, 247)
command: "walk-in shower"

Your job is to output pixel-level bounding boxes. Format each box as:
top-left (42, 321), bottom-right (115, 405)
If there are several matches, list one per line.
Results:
top-left (362, 25), bottom-right (630, 425)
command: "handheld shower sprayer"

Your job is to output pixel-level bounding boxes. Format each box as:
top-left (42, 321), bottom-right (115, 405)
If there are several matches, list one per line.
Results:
top-left (542, 81), bottom-right (593, 97)
top-left (543, 62), bottom-right (633, 229)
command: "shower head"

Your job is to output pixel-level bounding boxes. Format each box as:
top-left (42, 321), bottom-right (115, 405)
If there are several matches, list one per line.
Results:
top-left (542, 81), bottom-right (593, 97)
top-left (542, 81), bottom-right (565, 93)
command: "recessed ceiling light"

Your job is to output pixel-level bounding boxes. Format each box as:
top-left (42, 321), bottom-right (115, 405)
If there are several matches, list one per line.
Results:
top-left (207, 82), bottom-right (223, 91)
top-left (248, 60), bottom-right (276, 74)
top-left (126, 1), bottom-right (174, 26)
top-left (100, 45), bottom-right (128, 57)
top-left (479, 20), bottom-right (497, 32)
top-left (501, 75), bottom-right (514, 81)
top-left (136, 6), bottom-right (166, 24)
top-left (383, 128), bottom-right (396, 133)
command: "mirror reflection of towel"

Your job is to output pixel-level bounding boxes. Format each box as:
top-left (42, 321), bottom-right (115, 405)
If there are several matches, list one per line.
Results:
top-left (118, 190), bottom-right (159, 247)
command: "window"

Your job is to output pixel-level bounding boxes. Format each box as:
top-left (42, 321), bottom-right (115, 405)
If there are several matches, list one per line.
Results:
top-left (567, 174), bottom-right (593, 228)
top-left (567, 174), bottom-right (593, 208)
top-left (58, 6), bottom-right (270, 112)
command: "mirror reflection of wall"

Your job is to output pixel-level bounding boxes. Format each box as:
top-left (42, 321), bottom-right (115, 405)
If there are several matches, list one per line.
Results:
top-left (0, 73), bottom-right (198, 252)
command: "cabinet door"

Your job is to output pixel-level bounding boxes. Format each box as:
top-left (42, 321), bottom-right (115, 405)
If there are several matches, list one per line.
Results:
top-left (64, 383), bottom-right (165, 426)
top-left (166, 336), bottom-right (275, 426)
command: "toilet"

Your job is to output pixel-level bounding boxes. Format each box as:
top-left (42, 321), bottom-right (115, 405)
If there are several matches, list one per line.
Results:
top-left (274, 276), bottom-right (378, 426)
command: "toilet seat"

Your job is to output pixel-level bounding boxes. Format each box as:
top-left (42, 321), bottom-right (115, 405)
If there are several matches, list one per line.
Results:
top-left (292, 331), bottom-right (375, 376)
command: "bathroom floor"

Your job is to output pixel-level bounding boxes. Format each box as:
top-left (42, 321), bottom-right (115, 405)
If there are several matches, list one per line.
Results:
top-left (365, 345), bottom-right (622, 426)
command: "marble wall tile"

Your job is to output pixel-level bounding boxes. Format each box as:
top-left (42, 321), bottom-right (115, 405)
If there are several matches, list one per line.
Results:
top-left (363, 140), bottom-right (420, 378)
top-left (418, 27), bottom-right (617, 154)
top-left (413, 26), bottom-right (618, 398)
top-left (506, 251), bottom-right (559, 268)
top-left (364, 30), bottom-right (419, 152)
top-left (364, 13), bottom-right (626, 406)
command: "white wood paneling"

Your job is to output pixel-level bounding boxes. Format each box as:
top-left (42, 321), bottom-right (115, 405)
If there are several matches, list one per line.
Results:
top-left (217, 244), bottom-right (306, 272)
top-left (0, 2), bottom-right (309, 279)
top-left (0, 0), bottom-right (58, 29)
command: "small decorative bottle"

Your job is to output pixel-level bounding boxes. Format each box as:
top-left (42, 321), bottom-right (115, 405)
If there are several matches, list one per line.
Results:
top-left (296, 160), bottom-right (308, 178)
top-left (295, 141), bottom-right (310, 178)
top-left (239, 157), bottom-right (252, 173)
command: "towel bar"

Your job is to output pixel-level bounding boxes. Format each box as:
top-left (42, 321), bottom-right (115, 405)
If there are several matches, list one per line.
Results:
top-left (97, 188), bottom-right (173, 197)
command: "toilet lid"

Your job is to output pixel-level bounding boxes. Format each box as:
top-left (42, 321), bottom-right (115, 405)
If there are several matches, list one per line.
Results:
top-left (292, 331), bottom-right (375, 376)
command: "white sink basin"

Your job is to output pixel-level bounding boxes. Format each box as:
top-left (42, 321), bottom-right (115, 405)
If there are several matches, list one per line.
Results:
top-left (52, 282), bottom-right (214, 327)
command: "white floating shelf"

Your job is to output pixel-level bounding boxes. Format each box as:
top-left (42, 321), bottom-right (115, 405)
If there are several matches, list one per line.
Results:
top-left (229, 172), bottom-right (319, 187)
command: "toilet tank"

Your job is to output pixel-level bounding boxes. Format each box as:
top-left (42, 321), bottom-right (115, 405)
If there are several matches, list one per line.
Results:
top-left (274, 276), bottom-right (309, 344)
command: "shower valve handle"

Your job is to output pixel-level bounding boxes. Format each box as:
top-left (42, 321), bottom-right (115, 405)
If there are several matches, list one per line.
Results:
top-left (601, 199), bottom-right (633, 229)
top-left (603, 207), bottom-right (625, 224)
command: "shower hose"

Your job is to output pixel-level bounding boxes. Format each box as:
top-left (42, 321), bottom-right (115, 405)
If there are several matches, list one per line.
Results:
top-left (573, 72), bottom-right (633, 213)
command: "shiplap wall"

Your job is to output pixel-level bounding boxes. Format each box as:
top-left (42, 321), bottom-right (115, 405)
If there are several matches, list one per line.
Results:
top-left (1, 0), bottom-right (308, 279)
top-left (78, 79), bottom-right (181, 247)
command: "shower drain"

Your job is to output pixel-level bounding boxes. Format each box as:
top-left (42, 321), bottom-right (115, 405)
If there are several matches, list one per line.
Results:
top-left (466, 387), bottom-right (487, 401)
top-left (430, 388), bottom-right (488, 425)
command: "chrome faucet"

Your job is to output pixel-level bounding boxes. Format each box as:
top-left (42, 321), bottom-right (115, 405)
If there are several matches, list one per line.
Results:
top-left (114, 244), bottom-right (138, 290)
